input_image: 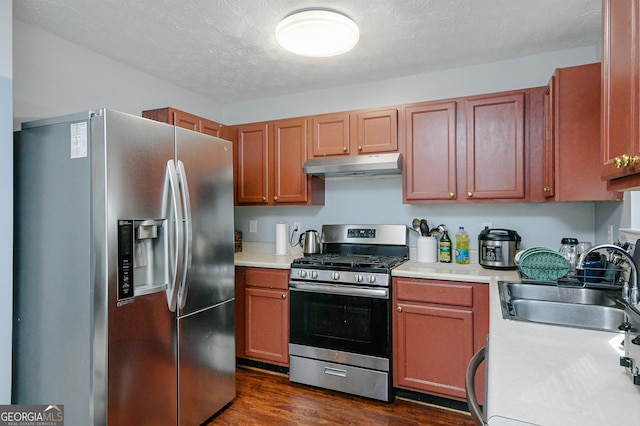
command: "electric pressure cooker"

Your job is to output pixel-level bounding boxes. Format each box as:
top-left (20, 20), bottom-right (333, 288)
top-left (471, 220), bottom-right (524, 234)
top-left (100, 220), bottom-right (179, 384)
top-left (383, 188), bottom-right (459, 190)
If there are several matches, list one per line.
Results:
top-left (478, 227), bottom-right (521, 270)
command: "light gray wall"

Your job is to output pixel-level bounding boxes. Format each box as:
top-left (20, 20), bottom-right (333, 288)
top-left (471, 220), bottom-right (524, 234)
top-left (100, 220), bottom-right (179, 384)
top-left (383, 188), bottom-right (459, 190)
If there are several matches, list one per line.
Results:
top-left (1, 0), bottom-right (12, 404)
top-left (12, 19), bottom-right (225, 130)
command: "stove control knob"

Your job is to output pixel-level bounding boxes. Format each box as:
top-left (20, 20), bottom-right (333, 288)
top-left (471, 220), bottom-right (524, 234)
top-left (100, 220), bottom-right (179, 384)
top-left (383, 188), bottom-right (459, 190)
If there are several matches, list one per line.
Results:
top-left (298, 270), bottom-right (307, 278)
top-left (367, 275), bottom-right (376, 284)
top-left (310, 271), bottom-right (318, 279)
top-left (331, 271), bottom-right (341, 280)
top-left (355, 274), bottom-right (363, 283)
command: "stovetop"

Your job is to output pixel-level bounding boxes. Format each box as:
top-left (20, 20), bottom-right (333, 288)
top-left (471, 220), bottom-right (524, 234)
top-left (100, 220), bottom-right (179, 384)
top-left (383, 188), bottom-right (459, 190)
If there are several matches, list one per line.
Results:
top-left (292, 253), bottom-right (407, 271)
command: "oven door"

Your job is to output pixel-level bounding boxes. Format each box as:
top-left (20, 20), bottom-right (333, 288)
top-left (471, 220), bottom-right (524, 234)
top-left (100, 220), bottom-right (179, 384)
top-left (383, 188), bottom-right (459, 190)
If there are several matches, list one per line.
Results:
top-left (289, 281), bottom-right (390, 359)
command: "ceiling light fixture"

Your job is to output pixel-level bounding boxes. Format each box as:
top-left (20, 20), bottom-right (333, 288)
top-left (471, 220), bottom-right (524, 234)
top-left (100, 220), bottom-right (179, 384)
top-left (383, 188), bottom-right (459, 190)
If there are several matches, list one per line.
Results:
top-left (275, 9), bottom-right (360, 57)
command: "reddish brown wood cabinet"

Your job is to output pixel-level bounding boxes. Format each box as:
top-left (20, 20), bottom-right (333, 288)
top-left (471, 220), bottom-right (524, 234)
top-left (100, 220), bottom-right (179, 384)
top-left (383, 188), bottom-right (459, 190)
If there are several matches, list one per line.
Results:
top-left (544, 63), bottom-right (621, 201)
top-left (309, 108), bottom-right (399, 158)
top-left (466, 92), bottom-right (525, 200)
top-left (243, 268), bottom-right (289, 367)
top-left (310, 112), bottom-right (351, 156)
top-left (602, 0), bottom-right (640, 190)
top-left (403, 90), bottom-right (534, 203)
top-left (403, 101), bottom-right (457, 201)
top-left (235, 118), bottom-right (324, 206)
top-left (392, 278), bottom-right (489, 403)
top-left (142, 107), bottom-right (224, 137)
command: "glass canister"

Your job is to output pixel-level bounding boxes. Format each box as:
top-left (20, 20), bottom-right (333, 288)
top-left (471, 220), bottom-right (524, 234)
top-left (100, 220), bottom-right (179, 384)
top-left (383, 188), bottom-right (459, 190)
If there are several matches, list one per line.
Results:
top-left (559, 237), bottom-right (579, 275)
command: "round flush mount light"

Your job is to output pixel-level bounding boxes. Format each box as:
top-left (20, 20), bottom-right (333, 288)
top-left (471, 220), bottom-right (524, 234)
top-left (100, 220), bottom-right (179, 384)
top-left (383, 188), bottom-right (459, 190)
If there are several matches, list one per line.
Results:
top-left (275, 9), bottom-right (360, 57)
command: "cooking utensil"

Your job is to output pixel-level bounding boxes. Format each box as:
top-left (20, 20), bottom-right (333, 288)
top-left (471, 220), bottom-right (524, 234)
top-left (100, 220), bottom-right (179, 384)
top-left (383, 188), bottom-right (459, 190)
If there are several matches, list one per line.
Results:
top-left (420, 220), bottom-right (429, 237)
top-left (412, 218), bottom-right (421, 234)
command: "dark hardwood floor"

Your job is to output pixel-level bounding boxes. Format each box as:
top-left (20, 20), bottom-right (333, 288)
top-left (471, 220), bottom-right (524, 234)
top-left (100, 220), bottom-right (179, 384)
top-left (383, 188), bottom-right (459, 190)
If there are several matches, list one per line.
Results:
top-left (207, 367), bottom-right (475, 425)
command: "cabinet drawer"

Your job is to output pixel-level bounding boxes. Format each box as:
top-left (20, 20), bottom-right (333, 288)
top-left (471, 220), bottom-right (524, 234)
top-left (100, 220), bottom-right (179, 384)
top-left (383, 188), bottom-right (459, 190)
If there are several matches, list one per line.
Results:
top-left (395, 279), bottom-right (473, 307)
top-left (245, 267), bottom-right (290, 290)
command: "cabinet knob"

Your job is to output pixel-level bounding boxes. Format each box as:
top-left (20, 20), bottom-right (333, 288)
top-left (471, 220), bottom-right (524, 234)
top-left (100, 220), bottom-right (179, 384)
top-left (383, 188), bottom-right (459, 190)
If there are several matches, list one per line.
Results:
top-left (467, 191), bottom-right (473, 198)
top-left (449, 192), bottom-right (455, 199)
top-left (397, 306), bottom-right (403, 313)
top-left (358, 145), bottom-right (362, 151)
top-left (261, 196), bottom-right (267, 202)
top-left (274, 196), bottom-right (279, 201)
top-left (342, 146), bottom-right (347, 152)
top-left (281, 294), bottom-right (287, 300)
top-left (543, 187), bottom-right (550, 193)
top-left (614, 154), bottom-right (640, 168)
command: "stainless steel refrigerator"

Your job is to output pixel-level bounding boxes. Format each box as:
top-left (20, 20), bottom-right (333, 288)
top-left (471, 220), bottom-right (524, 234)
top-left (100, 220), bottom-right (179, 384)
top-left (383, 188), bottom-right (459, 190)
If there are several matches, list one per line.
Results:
top-left (13, 109), bottom-right (236, 425)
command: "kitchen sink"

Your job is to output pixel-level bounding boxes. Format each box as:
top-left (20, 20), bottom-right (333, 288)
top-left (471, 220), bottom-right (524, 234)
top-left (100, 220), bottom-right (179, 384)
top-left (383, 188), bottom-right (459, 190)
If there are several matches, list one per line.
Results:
top-left (498, 281), bottom-right (626, 332)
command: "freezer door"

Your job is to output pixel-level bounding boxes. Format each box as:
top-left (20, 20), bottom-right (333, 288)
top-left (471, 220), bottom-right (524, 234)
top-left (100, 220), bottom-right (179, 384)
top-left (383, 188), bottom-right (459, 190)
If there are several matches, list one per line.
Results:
top-left (175, 127), bottom-right (235, 316)
top-left (178, 300), bottom-right (236, 425)
top-left (99, 110), bottom-right (179, 424)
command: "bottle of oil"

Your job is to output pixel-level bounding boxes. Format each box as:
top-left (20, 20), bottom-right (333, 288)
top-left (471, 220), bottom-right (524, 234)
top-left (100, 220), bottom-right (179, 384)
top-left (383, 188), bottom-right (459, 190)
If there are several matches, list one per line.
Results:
top-left (455, 226), bottom-right (469, 264)
top-left (439, 230), bottom-right (451, 263)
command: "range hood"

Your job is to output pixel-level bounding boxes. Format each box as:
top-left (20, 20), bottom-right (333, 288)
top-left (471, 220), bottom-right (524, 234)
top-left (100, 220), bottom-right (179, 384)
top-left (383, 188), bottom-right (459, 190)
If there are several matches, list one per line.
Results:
top-left (302, 153), bottom-right (402, 177)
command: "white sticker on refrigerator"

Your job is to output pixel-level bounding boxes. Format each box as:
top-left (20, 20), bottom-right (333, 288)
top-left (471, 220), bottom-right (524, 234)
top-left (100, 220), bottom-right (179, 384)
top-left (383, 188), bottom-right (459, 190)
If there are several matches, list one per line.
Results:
top-left (70, 122), bottom-right (88, 159)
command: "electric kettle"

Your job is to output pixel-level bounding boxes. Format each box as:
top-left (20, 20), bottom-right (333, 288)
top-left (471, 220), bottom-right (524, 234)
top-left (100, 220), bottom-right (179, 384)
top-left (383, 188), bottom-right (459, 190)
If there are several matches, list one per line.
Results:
top-left (299, 230), bottom-right (321, 255)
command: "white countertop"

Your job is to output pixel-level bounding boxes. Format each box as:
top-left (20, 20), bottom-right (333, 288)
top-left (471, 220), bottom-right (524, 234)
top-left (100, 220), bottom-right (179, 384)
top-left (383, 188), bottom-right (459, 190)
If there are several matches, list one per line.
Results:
top-left (234, 242), bottom-right (302, 269)
top-left (234, 247), bottom-right (640, 424)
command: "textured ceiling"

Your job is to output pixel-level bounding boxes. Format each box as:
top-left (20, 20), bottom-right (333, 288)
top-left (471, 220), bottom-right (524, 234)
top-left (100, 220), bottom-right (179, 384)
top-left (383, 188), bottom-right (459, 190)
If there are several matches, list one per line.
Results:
top-left (13, 0), bottom-right (601, 104)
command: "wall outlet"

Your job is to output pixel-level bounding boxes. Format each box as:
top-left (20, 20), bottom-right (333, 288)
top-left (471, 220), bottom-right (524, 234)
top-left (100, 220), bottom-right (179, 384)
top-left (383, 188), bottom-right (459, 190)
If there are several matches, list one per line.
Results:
top-left (481, 222), bottom-right (492, 231)
top-left (293, 222), bottom-right (301, 232)
top-left (249, 219), bottom-right (258, 233)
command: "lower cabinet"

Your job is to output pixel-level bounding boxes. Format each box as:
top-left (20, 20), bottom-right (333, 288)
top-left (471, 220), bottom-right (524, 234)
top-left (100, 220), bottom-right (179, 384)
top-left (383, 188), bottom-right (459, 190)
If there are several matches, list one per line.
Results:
top-left (392, 277), bottom-right (488, 403)
top-left (242, 267), bottom-right (290, 367)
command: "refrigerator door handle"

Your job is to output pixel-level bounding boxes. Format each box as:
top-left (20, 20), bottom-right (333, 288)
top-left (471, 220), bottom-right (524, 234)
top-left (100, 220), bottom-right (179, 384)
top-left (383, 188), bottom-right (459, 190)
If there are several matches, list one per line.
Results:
top-left (176, 160), bottom-right (193, 310)
top-left (165, 160), bottom-right (184, 312)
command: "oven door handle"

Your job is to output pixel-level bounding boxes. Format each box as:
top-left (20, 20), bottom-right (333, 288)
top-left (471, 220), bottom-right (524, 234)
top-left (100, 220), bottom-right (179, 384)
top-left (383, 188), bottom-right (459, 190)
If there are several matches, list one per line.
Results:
top-left (289, 282), bottom-right (389, 299)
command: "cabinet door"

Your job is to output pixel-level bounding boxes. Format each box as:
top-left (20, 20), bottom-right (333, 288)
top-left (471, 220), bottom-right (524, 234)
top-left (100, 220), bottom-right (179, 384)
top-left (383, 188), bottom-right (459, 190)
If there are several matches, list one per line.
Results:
top-left (355, 108), bottom-right (398, 154)
top-left (235, 267), bottom-right (246, 358)
top-left (553, 64), bottom-right (621, 201)
top-left (172, 110), bottom-right (201, 132)
top-left (236, 123), bottom-right (269, 204)
top-left (602, 0), bottom-right (640, 180)
top-left (310, 112), bottom-right (350, 157)
top-left (394, 302), bottom-right (474, 400)
top-left (465, 92), bottom-right (525, 200)
top-left (200, 117), bottom-right (223, 138)
top-left (272, 118), bottom-right (309, 204)
top-left (403, 101), bottom-right (457, 201)
top-left (244, 287), bottom-right (289, 366)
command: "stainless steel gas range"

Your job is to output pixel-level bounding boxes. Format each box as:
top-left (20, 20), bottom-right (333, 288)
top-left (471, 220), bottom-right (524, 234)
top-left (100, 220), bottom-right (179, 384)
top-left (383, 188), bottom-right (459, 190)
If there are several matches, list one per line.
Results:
top-left (288, 224), bottom-right (409, 402)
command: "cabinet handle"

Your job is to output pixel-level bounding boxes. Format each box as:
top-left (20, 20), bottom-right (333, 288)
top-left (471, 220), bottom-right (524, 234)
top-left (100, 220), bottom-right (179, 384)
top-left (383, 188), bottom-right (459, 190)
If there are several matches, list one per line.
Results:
top-left (467, 191), bottom-right (473, 198)
top-left (261, 196), bottom-right (266, 202)
top-left (342, 146), bottom-right (347, 152)
top-left (274, 196), bottom-right (279, 201)
top-left (397, 306), bottom-right (403, 313)
top-left (281, 294), bottom-right (287, 299)
top-left (614, 154), bottom-right (640, 168)
top-left (358, 145), bottom-right (362, 151)
top-left (449, 192), bottom-right (455, 199)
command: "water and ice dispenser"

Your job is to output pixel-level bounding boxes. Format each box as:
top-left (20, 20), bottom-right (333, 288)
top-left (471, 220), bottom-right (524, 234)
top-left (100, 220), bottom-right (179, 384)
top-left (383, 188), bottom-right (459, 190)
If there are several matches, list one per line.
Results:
top-left (117, 219), bottom-right (167, 302)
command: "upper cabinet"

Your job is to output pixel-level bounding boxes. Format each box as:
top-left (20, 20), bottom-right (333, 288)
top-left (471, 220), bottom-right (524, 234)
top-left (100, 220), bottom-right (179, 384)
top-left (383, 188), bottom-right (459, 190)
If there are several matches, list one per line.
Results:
top-left (309, 108), bottom-right (399, 158)
top-left (403, 101), bottom-right (457, 201)
top-left (403, 89), bottom-right (534, 204)
top-left (142, 107), bottom-right (224, 138)
top-left (465, 92), bottom-right (526, 200)
top-left (545, 63), bottom-right (621, 201)
top-left (235, 118), bottom-right (324, 206)
top-left (602, 0), bottom-right (640, 190)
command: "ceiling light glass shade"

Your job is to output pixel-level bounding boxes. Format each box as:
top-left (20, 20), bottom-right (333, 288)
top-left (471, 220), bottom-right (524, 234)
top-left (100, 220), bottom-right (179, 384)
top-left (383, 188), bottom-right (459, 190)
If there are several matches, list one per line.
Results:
top-left (275, 10), bottom-right (360, 57)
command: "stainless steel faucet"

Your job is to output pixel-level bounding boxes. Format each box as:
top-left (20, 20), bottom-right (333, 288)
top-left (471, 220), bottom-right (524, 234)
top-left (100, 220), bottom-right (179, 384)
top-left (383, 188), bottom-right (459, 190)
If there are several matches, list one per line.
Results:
top-left (577, 244), bottom-right (639, 305)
